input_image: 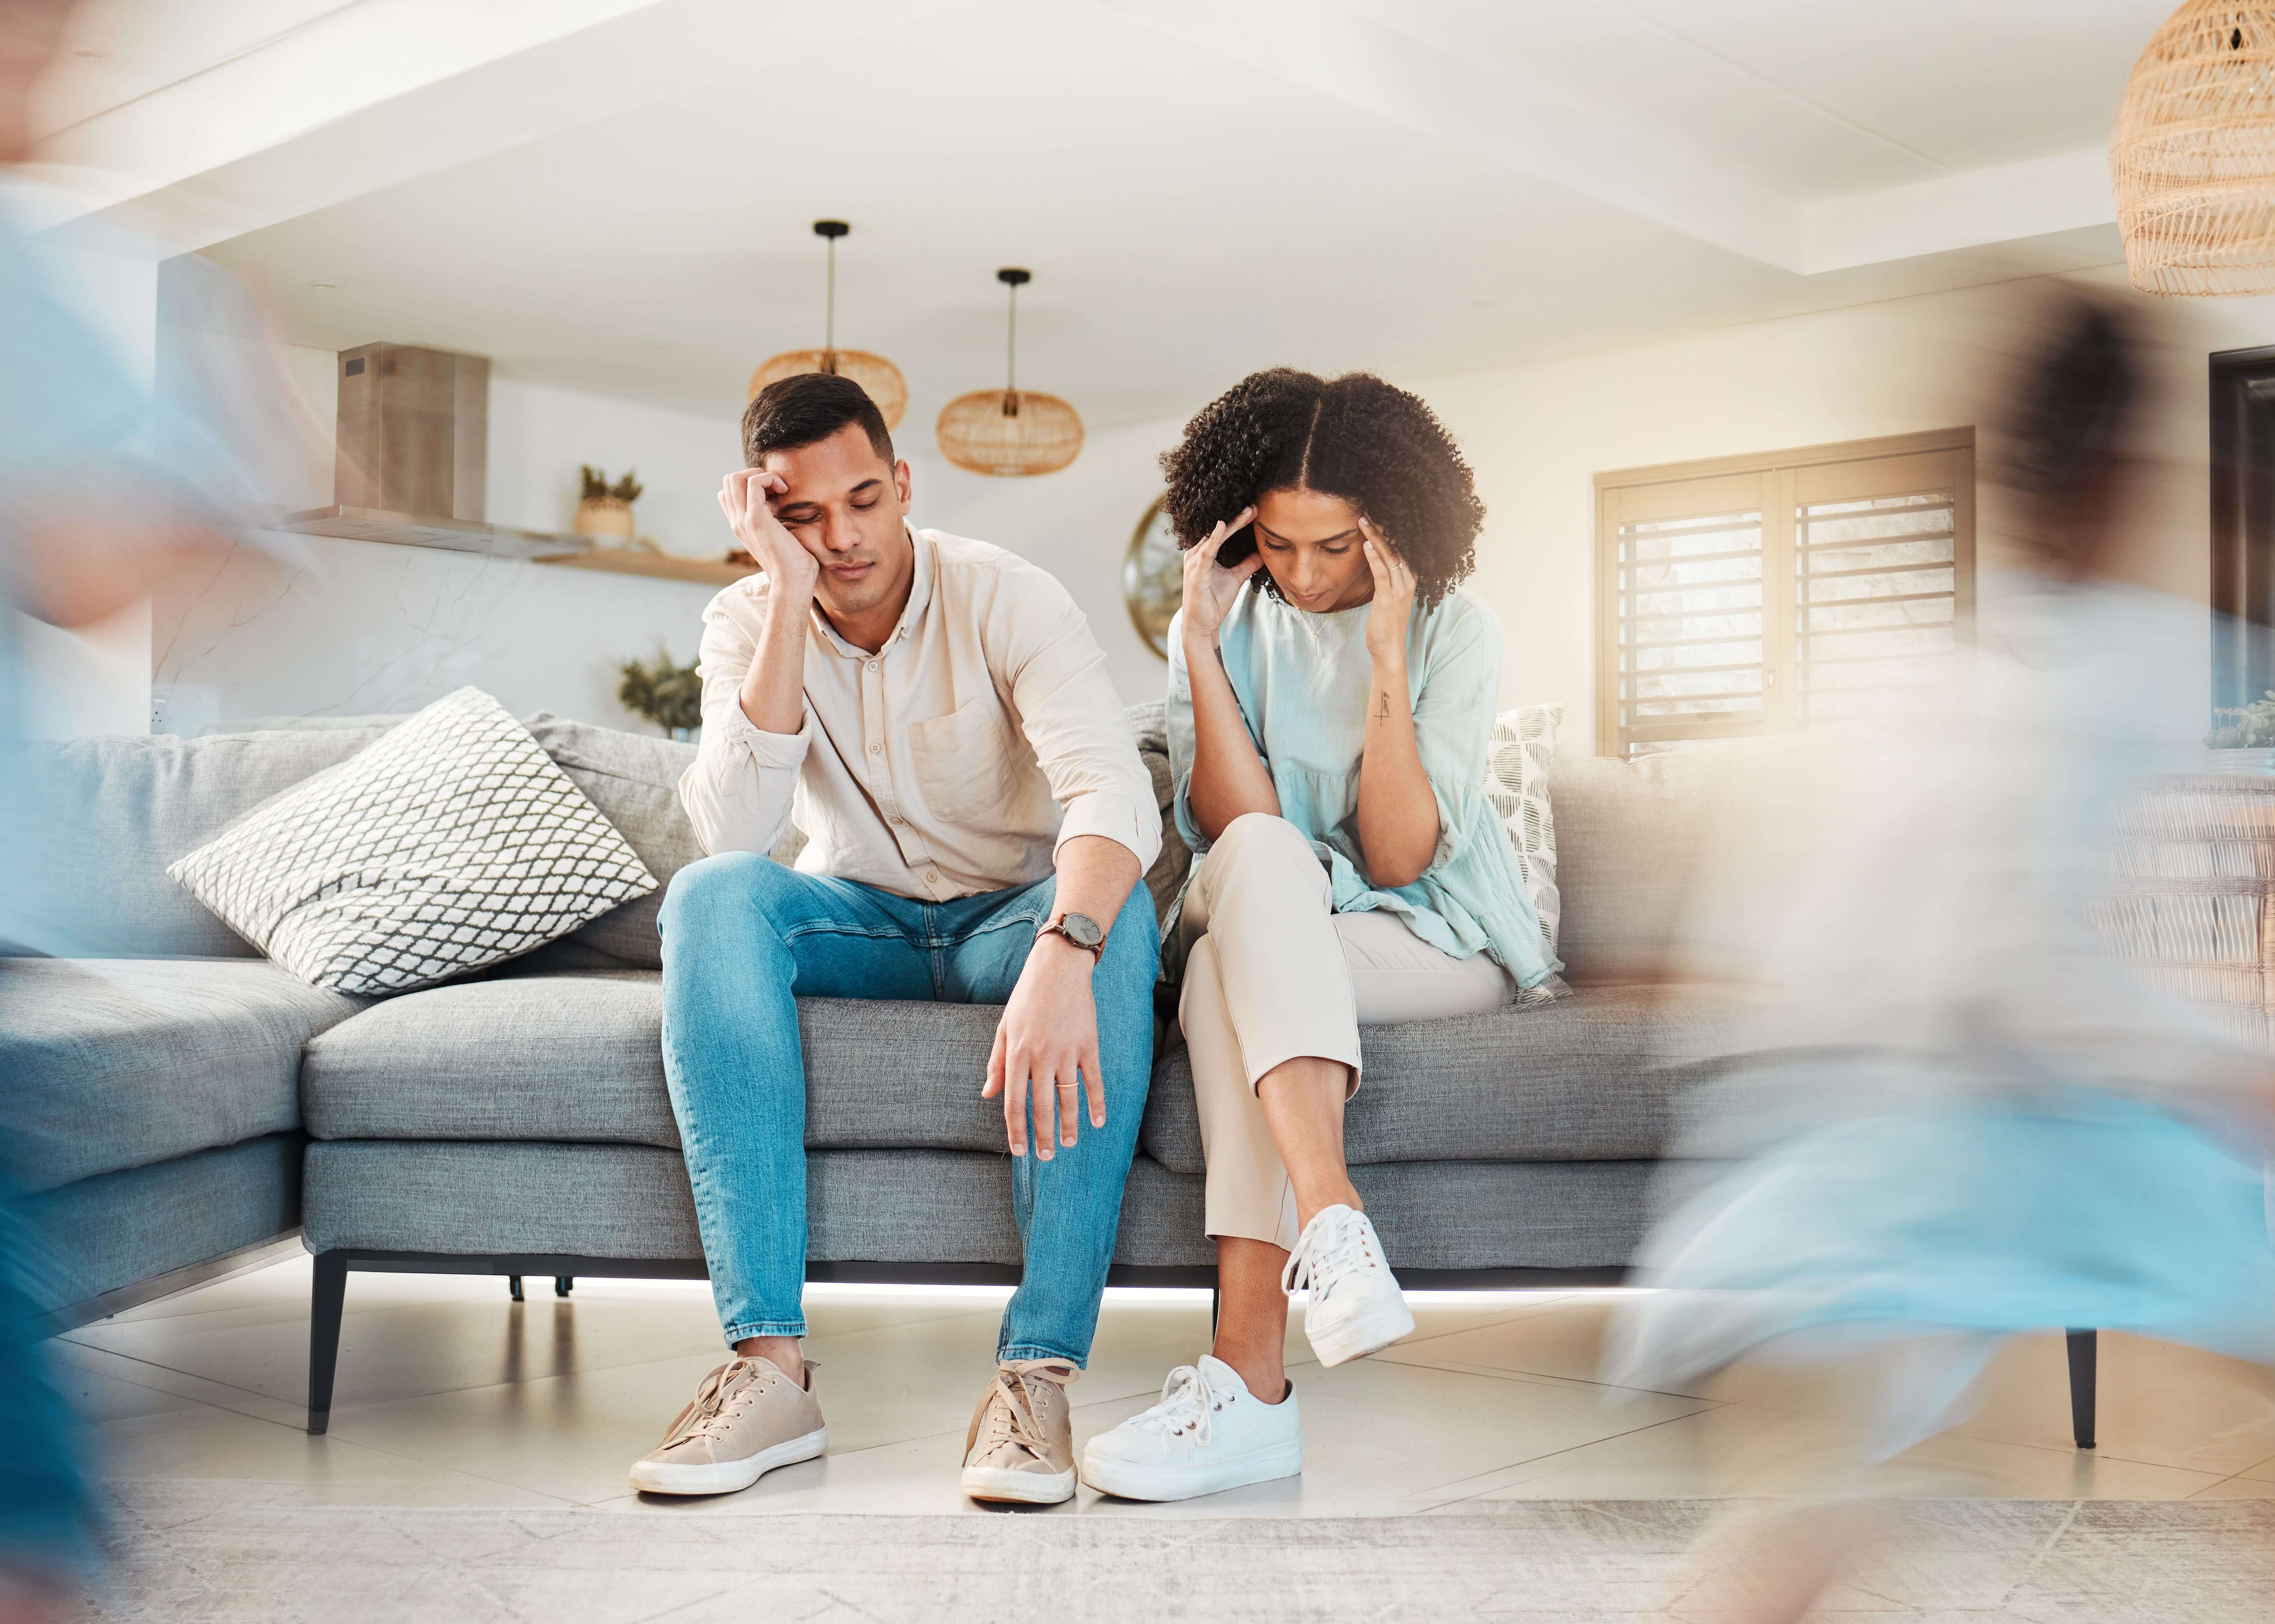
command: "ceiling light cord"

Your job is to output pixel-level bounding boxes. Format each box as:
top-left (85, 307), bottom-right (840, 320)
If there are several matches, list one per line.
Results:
top-left (996, 267), bottom-right (1032, 418)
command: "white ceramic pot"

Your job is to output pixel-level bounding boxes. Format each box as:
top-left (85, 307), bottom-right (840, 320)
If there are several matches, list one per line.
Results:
top-left (575, 496), bottom-right (636, 542)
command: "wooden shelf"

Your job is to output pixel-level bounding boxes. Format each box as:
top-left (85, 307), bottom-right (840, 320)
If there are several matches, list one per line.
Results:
top-left (539, 549), bottom-right (759, 587)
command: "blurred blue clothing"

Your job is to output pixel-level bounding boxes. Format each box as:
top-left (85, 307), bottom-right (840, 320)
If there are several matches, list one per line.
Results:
top-left (1613, 1086), bottom-right (2275, 1398)
top-left (0, 202), bottom-right (164, 1579)
top-left (1167, 584), bottom-right (1558, 987)
top-left (1609, 578), bottom-right (2275, 1460)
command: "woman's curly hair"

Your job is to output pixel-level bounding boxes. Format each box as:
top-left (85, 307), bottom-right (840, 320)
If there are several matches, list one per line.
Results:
top-left (1160, 369), bottom-right (1484, 609)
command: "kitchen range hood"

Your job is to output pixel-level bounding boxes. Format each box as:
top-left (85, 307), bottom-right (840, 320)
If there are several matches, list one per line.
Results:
top-left (278, 343), bottom-right (592, 560)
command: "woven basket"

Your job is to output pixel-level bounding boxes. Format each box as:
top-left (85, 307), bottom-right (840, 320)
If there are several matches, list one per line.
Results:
top-left (2097, 775), bottom-right (2275, 1049)
top-left (2113, 3), bottom-right (2275, 296)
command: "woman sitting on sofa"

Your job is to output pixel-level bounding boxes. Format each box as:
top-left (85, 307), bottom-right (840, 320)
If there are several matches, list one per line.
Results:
top-left (1081, 369), bottom-right (1560, 1503)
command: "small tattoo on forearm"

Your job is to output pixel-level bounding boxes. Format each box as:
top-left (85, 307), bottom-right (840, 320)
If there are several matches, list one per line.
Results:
top-left (1376, 691), bottom-right (1391, 720)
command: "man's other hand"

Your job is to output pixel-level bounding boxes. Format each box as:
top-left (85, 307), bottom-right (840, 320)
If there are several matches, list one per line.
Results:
top-left (983, 933), bottom-right (1105, 1159)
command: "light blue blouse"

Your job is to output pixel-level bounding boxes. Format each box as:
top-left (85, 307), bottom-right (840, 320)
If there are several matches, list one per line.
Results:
top-left (1167, 582), bottom-right (1559, 989)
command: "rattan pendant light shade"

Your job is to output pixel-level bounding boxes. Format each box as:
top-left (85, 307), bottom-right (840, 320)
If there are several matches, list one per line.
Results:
top-left (749, 221), bottom-right (908, 426)
top-left (937, 269), bottom-right (1083, 476)
top-left (2115, 3), bottom-right (2275, 295)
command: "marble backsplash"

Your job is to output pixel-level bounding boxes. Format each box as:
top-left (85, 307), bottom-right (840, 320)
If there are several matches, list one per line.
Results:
top-left (152, 527), bottom-right (716, 738)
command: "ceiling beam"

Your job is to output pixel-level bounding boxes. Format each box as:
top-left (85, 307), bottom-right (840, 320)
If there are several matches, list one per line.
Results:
top-left (1111, 0), bottom-right (2119, 280)
top-left (1800, 146), bottom-right (2118, 274)
top-left (21, 0), bottom-right (953, 251)
top-left (1104, 0), bottom-right (1806, 272)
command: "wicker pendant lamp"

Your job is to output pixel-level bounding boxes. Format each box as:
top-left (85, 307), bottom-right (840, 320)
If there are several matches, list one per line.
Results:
top-left (2114, 3), bottom-right (2275, 295)
top-left (749, 220), bottom-right (908, 426)
top-left (936, 269), bottom-right (1083, 476)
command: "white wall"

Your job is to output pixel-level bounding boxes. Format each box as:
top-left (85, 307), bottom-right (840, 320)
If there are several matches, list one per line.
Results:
top-left (1406, 264), bottom-right (2275, 749)
top-left (152, 256), bottom-right (2275, 746)
top-left (149, 300), bottom-right (1186, 733)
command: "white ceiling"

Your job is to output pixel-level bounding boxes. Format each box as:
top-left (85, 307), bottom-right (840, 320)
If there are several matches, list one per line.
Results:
top-left (39, 0), bottom-right (2171, 429)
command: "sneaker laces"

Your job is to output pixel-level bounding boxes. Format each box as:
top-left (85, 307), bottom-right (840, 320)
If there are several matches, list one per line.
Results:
top-left (976, 1361), bottom-right (1074, 1460)
top-left (1280, 1207), bottom-right (1377, 1303)
top-left (663, 1360), bottom-right (760, 1448)
top-left (1125, 1363), bottom-right (1225, 1448)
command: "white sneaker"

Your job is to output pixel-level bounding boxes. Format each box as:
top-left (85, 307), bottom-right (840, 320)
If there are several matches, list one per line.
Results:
top-left (1283, 1204), bottom-right (1413, 1366)
top-left (1080, 1355), bottom-right (1301, 1502)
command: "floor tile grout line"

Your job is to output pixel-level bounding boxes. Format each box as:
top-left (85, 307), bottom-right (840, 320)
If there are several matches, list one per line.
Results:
top-left (59, 1341), bottom-right (297, 1413)
top-left (77, 1306), bottom-right (1044, 1428)
top-left (1375, 1348), bottom-right (1725, 1405)
top-left (1395, 1405), bottom-right (1732, 1515)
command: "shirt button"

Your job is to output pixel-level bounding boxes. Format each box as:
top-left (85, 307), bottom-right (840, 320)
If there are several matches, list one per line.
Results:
top-left (927, 869), bottom-right (940, 883)
top-left (869, 743), bottom-right (881, 754)
top-left (867, 660), bottom-right (877, 671)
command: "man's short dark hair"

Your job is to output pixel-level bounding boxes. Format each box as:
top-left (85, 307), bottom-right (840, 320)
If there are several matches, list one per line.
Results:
top-left (741, 372), bottom-right (895, 467)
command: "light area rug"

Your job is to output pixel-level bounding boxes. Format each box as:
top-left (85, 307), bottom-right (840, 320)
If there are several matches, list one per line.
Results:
top-left (91, 1484), bottom-right (2275, 1624)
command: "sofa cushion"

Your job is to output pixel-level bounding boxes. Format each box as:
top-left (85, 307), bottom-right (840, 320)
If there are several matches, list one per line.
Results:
top-left (19, 728), bottom-right (389, 958)
top-left (169, 688), bottom-right (658, 996)
top-left (1549, 736), bottom-right (1826, 984)
top-left (1139, 982), bottom-right (1736, 1174)
top-left (26, 1134), bottom-right (302, 1318)
top-left (301, 977), bottom-right (1025, 1156)
top-left (0, 958), bottom-right (362, 1192)
top-left (524, 714), bottom-right (705, 969)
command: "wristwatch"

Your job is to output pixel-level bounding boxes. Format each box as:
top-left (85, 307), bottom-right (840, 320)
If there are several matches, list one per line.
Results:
top-left (1039, 911), bottom-right (1105, 960)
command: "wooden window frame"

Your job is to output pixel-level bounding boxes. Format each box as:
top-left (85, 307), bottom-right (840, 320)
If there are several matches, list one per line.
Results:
top-left (1593, 427), bottom-right (1976, 758)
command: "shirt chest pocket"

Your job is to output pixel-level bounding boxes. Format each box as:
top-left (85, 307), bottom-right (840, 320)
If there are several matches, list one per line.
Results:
top-left (906, 696), bottom-right (1017, 821)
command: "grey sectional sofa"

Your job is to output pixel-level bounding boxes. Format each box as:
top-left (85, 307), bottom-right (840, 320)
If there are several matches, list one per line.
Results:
top-left (5, 706), bottom-right (1768, 1435)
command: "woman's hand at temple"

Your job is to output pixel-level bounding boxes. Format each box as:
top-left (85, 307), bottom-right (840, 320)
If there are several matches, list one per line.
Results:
top-left (1360, 518), bottom-right (1415, 668)
top-left (1180, 504), bottom-right (1279, 840)
top-left (1355, 518), bottom-right (1437, 887)
top-left (1178, 506), bottom-right (1260, 652)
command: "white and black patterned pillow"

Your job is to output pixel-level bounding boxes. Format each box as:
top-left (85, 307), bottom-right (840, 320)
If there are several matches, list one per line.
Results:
top-left (169, 687), bottom-right (657, 995)
top-left (1483, 702), bottom-right (1561, 953)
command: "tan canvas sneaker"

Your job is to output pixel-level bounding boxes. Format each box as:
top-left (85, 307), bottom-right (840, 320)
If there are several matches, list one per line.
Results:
top-left (960, 1358), bottom-right (1078, 1503)
top-left (630, 1355), bottom-right (826, 1496)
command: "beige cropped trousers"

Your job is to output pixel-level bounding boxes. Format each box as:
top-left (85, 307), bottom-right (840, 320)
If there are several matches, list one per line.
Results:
top-left (1179, 813), bottom-right (1512, 1252)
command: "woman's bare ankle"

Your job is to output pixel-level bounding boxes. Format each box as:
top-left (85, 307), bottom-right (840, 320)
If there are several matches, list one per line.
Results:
top-left (1292, 1185), bottom-right (1364, 1233)
top-left (1210, 1341), bottom-right (1289, 1404)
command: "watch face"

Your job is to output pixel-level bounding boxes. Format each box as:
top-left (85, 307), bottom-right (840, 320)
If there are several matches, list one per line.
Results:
top-left (1060, 912), bottom-right (1104, 948)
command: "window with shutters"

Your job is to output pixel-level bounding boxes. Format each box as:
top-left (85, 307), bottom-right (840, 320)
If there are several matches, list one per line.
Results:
top-left (1594, 429), bottom-right (1974, 758)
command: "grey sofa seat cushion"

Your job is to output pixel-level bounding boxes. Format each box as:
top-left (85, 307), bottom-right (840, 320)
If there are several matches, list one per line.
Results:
top-left (24, 1134), bottom-right (301, 1317)
top-left (301, 978), bottom-right (1037, 1157)
top-left (302, 971), bottom-right (680, 1146)
top-left (1140, 982), bottom-right (1736, 1175)
top-left (0, 958), bottom-right (361, 1192)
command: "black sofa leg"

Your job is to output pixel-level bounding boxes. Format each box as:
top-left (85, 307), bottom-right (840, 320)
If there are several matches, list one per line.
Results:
top-left (308, 1251), bottom-right (348, 1436)
top-left (2066, 1327), bottom-right (2097, 1450)
top-left (555, 1276), bottom-right (573, 1298)
top-left (508, 1274), bottom-right (524, 1302)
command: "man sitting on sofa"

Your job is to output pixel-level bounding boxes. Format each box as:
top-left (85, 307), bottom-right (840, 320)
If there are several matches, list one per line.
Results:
top-left (635, 372), bottom-right (1161, 1505)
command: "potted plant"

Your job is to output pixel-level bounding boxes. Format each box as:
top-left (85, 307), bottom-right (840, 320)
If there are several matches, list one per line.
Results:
top-left (576, 466), bottom-right (644, 544)
top-left (2206, 693), bottom-right (2275, 773)
top-left (618, 649), bottom-right (703, 741)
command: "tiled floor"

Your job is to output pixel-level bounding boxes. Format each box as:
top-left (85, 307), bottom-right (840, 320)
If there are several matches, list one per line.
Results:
top-left (55, 1256), bottom-right (2275, 1517)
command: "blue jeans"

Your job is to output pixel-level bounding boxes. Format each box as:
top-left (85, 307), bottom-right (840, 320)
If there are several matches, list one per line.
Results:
top-left (657, 855), bottom-right (1158, 1366)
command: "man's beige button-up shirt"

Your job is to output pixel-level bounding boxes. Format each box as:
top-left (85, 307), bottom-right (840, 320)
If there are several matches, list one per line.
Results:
top-left (679, 527), bottom-right (1162, 900)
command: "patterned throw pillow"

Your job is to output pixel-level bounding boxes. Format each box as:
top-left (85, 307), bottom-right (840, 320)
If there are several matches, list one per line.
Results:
top-left (1483, 703), bottom-right (1562, 953)
top-left (169, 687), bottom-right (657, 996)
